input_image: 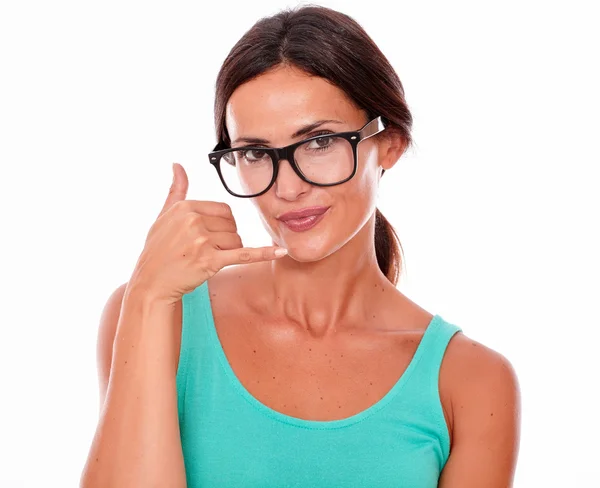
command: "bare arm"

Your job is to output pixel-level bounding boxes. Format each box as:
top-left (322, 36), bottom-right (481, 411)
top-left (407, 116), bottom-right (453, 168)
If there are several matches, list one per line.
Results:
top-left (438, 336), bottom-right (521, 487)
top-left (80, 163), bottom-right (285, 487)
top-left (95, 283), bottom-right (127, 411)
top-left (80, 283), bottom-right (186, 488)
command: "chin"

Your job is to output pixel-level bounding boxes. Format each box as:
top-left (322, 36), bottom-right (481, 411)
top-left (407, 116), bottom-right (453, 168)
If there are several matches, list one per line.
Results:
top-left (284, 246), bottom-right (329, 263)
top-left (279, 233), bottom-right (343, 263)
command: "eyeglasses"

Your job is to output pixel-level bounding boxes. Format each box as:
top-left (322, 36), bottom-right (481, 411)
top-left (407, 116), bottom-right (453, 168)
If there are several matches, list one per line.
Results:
top-left (207, 116), bottom-right (387, 198)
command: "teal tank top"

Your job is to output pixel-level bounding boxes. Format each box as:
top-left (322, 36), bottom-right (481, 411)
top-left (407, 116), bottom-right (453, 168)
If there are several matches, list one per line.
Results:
top-left (176, 281), bottom-right (462, 487)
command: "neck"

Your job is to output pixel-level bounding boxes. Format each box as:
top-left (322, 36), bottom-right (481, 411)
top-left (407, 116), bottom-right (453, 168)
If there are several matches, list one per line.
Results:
top-left (264, 215), bottom-right (394, 337)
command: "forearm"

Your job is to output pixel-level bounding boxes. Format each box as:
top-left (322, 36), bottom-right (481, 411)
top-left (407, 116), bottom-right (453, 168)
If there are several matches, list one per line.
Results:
top-left (81, 292), bottom-right (186, 488)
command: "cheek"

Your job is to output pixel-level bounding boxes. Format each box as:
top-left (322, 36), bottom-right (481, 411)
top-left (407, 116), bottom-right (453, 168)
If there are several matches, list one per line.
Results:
top-left (350, 148), bottom-right (380, 206)
top-left (251, 197), bottom-right (280, 239)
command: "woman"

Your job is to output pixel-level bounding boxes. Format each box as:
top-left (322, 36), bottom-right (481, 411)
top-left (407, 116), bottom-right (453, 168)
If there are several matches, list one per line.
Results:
top-left (81, 5), bottom-right (520, 488)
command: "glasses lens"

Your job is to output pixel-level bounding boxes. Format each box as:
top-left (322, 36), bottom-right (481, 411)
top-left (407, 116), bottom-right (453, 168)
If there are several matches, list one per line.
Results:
top-left (294, 135), bottom-right (354, 184)
top-left (219, 148), bottom-right (274, 196)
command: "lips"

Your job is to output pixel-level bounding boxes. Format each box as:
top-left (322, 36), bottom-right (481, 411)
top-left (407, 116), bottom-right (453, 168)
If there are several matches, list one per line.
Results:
top-left (277, 206), bottom-right (330, 232)
top-left (277, 206), bottom-right (330, 221)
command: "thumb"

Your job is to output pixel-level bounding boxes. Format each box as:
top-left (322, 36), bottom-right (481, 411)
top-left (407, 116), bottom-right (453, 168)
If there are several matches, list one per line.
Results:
top-left (159, 162), bottom-right (189, 217)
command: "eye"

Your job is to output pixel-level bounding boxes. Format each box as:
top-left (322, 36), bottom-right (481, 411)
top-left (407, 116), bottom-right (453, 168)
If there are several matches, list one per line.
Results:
top-left (305, 135), bottom-right (335, 151)
top-left (243, 149), bottom-right (269, 163)
top-left (314, 136), bottom-right (332, 147)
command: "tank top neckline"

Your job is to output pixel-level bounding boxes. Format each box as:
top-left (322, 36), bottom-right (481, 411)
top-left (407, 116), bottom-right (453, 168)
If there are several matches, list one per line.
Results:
top-left (201, 281), bottom-right (442, 430)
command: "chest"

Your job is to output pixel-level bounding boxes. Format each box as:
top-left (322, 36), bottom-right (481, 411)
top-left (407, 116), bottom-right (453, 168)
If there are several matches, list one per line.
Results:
top-left (212, 310), bottom-right (424, 422)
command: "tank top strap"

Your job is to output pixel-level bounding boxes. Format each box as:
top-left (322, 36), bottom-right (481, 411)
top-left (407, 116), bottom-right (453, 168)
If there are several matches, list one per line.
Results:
top-left (416, 314), bottom-right (462, 379)
top-left (406, 314), bottom-right (462, 398)
top-left (176, 281), bottom-right (214, 424)
top-left (395, 314), bottom-right (462, 460)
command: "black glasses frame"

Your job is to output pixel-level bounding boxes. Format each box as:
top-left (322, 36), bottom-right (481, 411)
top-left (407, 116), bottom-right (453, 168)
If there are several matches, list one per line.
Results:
top-left (207, 116), bottom-right (387, 198)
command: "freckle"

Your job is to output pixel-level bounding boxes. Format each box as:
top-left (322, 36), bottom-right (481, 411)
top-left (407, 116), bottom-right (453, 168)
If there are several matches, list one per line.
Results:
top-left (309, 348), bottom-right (312, 351)
top-left (95, 458), bottom-right (98, 462)
top-left (370, 382), bottom-right (373, 385)
top-left (340, 354), bottom-right (343, 357)
top-left (320, 396), bottom-right (323, 400)
top-left (325, 353), bottom-right (328, 356)
top-left (238, 275), bottom-right (242, 279)
top-left (372, 315), bottom-right (376, 318)
top-left (338, 405), bottom-right (341, 408)
top-left (491, 412), bottom-right (494, 416)
top-left (273, 376), bottom-right (275, 379)
top-left (253, 350), bottom-right (256, 353)
top-left (124, 361), bottom-right (127, 364)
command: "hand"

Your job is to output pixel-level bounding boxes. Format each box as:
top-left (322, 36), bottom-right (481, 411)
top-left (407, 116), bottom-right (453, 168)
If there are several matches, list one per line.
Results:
top-left (128, 162), bottom-right (287, 305)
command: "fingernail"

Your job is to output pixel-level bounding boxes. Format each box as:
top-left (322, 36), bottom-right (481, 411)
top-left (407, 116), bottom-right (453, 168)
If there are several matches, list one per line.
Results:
top-left (274, 248), bottom-right (288, 257)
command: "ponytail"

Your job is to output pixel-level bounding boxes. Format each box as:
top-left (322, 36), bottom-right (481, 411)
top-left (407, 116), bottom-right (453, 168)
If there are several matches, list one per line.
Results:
top-left (374, 208), bottom-right (402, 285)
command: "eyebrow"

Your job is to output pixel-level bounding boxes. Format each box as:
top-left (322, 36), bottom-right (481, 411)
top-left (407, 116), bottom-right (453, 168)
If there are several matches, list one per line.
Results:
top-left (231, 119), bottom-right (344, 146)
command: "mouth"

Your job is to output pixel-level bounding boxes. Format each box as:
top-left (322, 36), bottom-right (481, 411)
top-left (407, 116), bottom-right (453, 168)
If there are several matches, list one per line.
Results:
top-left (277, 206), bottom-right (330, 233)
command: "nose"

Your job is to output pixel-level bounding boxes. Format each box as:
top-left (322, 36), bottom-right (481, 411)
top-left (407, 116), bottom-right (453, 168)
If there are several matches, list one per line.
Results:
top-left (274, 158), bottom-right (310, 201)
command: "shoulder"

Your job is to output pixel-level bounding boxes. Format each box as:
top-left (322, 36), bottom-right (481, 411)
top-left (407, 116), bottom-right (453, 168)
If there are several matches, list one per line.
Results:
top-left (96, 282), bottom-right (130, 408)
top-left (436, 330), bottom-right (521, 484)
top-left (440, 330), bottom-right (521, 446)
top-left (443, 331), bottom-right (520, 400)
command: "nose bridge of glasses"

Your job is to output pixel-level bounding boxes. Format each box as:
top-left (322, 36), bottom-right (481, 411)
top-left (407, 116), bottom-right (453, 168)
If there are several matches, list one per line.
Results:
top-left (272, 145), bottom-right (307, 186)
top-left (272, 145), bottom-right (302, 176)
top-left (273, 145), bottom-right (295, 165)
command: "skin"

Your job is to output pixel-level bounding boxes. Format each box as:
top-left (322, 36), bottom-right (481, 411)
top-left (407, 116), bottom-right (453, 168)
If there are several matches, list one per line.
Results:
top-left (219, 64), bottom-right (520, 485)
top-left (97, 64), bottom-right (521, 486)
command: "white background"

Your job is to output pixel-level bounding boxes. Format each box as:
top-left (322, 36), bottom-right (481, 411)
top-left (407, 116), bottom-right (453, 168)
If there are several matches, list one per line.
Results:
top-left (1, 0), bottom-right (598, 486)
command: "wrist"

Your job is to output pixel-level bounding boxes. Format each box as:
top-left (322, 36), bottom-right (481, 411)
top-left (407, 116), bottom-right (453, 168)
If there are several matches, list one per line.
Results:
top-left (124, 280), bottom-right (176, 308)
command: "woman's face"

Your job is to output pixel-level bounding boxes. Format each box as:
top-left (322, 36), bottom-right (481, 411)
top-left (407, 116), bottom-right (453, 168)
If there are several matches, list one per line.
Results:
top-left (225, 64), bottom-right (401, 262)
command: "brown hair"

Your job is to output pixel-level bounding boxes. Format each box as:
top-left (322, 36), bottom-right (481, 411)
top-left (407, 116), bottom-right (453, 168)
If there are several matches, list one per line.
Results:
top-left (213, 4), bottom-right (412, 285)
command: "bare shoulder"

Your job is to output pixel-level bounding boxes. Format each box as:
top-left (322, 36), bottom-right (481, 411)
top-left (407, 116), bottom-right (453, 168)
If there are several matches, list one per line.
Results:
top-left (96, 282), bottom-right (129, 409)
top-left (440, 330), bottom-right (521, 449)
top-left (442, 331), bottom-right (520, 398)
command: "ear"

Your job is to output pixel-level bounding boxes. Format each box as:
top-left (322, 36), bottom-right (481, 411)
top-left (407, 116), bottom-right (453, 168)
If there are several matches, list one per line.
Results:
top-left (379, 128), bottom-right (408, 172)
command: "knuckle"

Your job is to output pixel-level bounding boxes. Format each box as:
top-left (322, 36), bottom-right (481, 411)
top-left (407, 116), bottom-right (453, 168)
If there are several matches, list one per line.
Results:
top-left (170, 199), bottom-right (185, 211)
top-left (238, 250), bottom-right (252, 262)
top-left (191, 238), bottom-right (212, 263)
top-left (193, 235), bottom-right (210, 248)
top-left (184, 212), bottom-right (203, 227)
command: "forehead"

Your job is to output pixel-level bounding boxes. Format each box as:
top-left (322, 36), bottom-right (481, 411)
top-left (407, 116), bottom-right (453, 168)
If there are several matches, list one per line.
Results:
top-left (225, 65), bottom-right (364, 142)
